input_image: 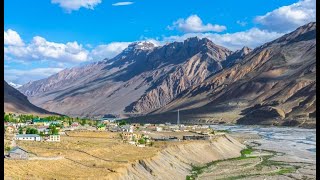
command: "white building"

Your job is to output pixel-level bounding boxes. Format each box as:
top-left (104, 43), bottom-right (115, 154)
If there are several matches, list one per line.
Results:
top-left (47, 135), bottom-right (60, 142)
top-left (15, 134), bottom-right (41, 141)
top-left (121, 125), bottom-right (134, 133)
top-left (156, 127), bottom-right (163, 132)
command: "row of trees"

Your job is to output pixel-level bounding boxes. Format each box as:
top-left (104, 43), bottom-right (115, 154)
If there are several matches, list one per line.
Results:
top-left (4, 112), bottom-right (131, 128)
top-left (4, 112), bottom-right (97, 126)
top-left (18, 127), bottom-right (38, 134)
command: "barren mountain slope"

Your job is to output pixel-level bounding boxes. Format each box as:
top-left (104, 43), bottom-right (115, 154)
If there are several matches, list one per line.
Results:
top-left (130, 22), bottom-right (316, 127)
top-left (4, 81), bottom-right (59, 116)
top-left (19, 39), bottom-right (244, 117)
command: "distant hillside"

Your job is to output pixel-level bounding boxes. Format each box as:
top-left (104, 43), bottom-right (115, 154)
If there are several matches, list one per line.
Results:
top-left (4, 81), bottom-right (59, 116)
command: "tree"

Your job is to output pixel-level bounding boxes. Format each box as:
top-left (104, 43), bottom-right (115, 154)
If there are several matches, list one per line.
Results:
top-left (118, 120), bottom-right (127, 126)
top-left (49, 125), bottom-right (59, 135)
top-left (18, 127), bottom-right (23, 134)
top-left (138, 138), bottom-right (146, 144)
top-left (26, 128), bottom-right (38, 134)
top-left (5, 146), bottom-right (11, 152)
top-left (80, 119), bottom-right (86, 126)
top-left (4, 114), bottom-right (9, 122)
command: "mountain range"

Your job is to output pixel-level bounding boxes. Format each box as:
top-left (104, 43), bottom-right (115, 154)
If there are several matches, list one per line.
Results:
top-left (4, 81), bottom-right (59, 116)
top-left (17, 22), bottom-right (316, 127)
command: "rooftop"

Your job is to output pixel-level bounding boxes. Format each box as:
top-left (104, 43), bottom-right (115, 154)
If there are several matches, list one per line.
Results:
top-left (16, 134), bottom-right (40, 138)
top-left (9, 146), bottom-right (28, 153)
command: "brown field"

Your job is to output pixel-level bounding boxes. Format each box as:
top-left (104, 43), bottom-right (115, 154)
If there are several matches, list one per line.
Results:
top-left (4, 131), bottom-right (163, 179)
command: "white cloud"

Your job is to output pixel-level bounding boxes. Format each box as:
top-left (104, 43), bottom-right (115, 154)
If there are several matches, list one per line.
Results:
top-left (169, 15), bottom-right (227, 33)
top-left (5, 36), bottom-right (89, 63)
top-left (236, 20), bottom-right (247, 27)
top-left (51, 0), bottom-right (102, 12)
top-left (5, 68), bottom-right (64, 85)
top-left (4, 29), bottom-right (133, 64)
top-left (162, 28), bottom-right (284, 51)
top-left (4, 29), bottom-right (24, 46)
top-left (255, 0), bottom-right (316, 32)
top-left (90, 42), bottom-right (131, 60)
top-left (112, 1), bottom-right (134, 6)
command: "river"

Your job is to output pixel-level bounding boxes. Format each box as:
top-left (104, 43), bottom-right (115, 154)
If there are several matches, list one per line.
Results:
top-left (209, 125), bottom-right (316, 164)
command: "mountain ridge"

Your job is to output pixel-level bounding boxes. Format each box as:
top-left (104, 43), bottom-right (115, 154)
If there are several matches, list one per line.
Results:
top-left (4, 81), bottom-right (60, 116)
top-left (18, 22), bottom-right (316, 127)
top-left (131, 22), bottom-right (316, 127)
top-left (18, 37), bottom-right (240, 117)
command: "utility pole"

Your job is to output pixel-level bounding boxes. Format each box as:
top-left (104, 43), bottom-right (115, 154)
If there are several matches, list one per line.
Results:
top-left (177, 109), bottom-right (180, 125)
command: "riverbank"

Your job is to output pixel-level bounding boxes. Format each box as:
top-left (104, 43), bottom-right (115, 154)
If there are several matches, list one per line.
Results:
top-left (188, 126), bottom-right (316, 180)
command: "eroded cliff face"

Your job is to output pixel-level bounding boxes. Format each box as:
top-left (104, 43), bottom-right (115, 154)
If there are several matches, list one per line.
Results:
top-left (126, 52), bottom-right (230, 113)
top-left (107, 134), bottom-right (244, 180)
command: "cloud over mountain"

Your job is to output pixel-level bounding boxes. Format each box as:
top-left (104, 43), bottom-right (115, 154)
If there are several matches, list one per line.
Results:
top-left (255, 0), bottom-right (316, 32)
top-left (169, 15), bottom-right (227, 33)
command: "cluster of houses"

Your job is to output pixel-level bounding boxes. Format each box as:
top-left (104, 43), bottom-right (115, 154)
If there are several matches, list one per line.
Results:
top-left (117, 123), bottom-right (219, 147)
top-left (4, 118), bottom-right (62, 142)
top-left (121, 132), bottom-right (152, 147)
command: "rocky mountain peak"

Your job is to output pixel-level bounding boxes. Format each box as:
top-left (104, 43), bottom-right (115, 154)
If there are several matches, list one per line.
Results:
top-left (222, 46), bottom-right (252, 67)
top-left (8, 82), bottom-right (22, 89)
top-left (183, 37), bottom-right (214, 47)
top-left (241, 46), bottom-right (252, 55)
top-left (126, 41), bottom-right (156, 51)
top-left (264, 22), bottom-right (316, 47)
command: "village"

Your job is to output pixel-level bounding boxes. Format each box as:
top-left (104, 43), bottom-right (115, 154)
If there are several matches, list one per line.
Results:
top-left (4, 112), bottom-right (227, 160)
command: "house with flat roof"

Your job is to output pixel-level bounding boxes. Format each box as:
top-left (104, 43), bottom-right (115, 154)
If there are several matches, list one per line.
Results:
top-left (15, 134), bottom-right (41, 141)
top-left (121, 125), bottom-right (134, 132)
top-left (8, 146), bottom-right (29, 159)
top-left (46, 135), bottom-right (60, 142)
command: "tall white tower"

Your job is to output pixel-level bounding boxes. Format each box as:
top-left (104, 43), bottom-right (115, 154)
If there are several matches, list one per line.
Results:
top-left (177, 109), bottom-right (180, 125)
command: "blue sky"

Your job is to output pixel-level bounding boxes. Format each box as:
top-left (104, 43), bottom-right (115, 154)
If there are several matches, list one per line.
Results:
top-left (4, 0), bottom-right (316, 85)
